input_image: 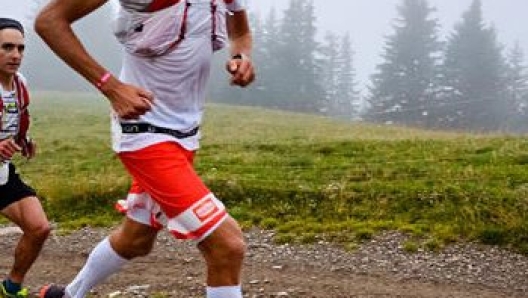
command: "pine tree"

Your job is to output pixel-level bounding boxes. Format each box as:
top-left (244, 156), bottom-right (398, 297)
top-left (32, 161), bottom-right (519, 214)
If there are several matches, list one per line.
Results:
top-left (439, 0), bottom-right (508, 131)
top-left (503, 42), bottom-right (528, 132)
top-left (334, 33), bottom-right (359, 119)
top-left (320, 32), bottom-right (340, 114)
top-left (255, 8), bottom-right (283, 108)
top-left (365, 0), bottom-right (441, 126)
top-left (273, 0), bottom-right (324, 112)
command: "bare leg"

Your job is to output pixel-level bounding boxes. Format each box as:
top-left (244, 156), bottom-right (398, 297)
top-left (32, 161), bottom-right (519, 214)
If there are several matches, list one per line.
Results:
top-left (65, 218), bottom-right (158, 298)
top-left (198, 216), bottom-right (246, 286)
top-left (109, 217), bottom-right (159, 259)
top-left (1, 196), bottom-right (50, 283)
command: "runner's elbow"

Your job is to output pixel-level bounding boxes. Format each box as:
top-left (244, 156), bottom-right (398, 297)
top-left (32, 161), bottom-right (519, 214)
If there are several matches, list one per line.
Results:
top-left (34, 13), bottom-right (52, 37)
top-left (34, 8), bottom-right (62, 39)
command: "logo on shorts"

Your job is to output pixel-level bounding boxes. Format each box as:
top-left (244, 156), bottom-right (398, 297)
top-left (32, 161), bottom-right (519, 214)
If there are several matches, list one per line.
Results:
top-left (193, 197), bottom-right (219, 222)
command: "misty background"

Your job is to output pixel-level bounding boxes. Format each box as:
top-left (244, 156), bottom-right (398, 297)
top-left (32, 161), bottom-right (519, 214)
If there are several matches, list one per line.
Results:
top-left (2, 0), bottom-right (528, 132)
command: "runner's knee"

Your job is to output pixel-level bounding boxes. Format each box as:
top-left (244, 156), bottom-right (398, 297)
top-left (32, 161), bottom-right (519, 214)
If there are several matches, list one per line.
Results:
top-left (216, 237), bottom-right (246, 266)
top-left (26, 221), bottom-right (51, 243)
top-left (111, 230), bottom-right (156, 258)
top-left (201, 235), bottom-right (246, 266)
top-left (224, 237), bottom-right (246, 262)
top-left (125, 241), bottom-right (154, 258)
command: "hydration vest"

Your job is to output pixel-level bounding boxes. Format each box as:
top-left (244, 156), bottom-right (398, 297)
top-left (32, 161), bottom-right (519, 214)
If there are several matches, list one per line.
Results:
top-left (114, 0), bottom-right (227, 57)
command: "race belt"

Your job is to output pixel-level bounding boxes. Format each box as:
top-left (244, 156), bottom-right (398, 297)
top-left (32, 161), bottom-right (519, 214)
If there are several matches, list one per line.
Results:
top-left (121, 123), bottom-right (199, 139)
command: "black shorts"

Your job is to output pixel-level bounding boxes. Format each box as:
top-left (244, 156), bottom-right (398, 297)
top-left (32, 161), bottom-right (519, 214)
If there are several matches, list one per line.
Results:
top-left (0, 163), bottom-right (37, 211)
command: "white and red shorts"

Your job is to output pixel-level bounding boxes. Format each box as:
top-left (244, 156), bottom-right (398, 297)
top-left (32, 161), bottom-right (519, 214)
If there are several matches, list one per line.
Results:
top-left (116, 141), bottom-right (228, 242)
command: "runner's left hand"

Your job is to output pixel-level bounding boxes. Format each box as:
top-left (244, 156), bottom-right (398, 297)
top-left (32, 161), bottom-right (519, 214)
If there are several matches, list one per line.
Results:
top-left (226, 54), bottom-right (255, 87)
top-left (22, 139), bottom-right (36, 160)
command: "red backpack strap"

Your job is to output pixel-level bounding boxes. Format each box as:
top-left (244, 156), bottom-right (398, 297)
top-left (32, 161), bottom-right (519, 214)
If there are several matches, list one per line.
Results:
top-left (14, 74), bottom-right (30, 109)
top-left (211, 0), bottom-right (217, 45)
top-left (158, 0), bottom-right (190, 56)
top-left (13, 74), bottom-right (30, 147)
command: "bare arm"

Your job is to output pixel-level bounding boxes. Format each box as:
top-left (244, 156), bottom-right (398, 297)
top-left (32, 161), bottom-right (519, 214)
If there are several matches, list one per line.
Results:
top-left (226, 10), bottom-right (255, 87)
top-left (35, 0), bottom-right (108, 86)
top-left (35, 0), bottom-right (153, 119)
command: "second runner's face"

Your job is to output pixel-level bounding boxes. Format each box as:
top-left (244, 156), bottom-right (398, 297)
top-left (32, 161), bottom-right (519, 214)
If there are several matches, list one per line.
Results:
top-left (0, 28), bottom-right (25, 80)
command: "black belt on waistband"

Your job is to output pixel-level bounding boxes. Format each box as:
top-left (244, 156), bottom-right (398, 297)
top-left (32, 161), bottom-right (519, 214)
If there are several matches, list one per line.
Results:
top-left (120, 123), bottom-right (199, 139)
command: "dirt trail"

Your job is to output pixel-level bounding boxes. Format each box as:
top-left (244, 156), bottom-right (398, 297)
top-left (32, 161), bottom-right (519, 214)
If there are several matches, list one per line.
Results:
top-left (1, 227), bottom-right (526, 298)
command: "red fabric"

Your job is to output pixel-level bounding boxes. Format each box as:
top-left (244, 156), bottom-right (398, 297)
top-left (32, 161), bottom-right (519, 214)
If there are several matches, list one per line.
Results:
top-left (118, 142), bottom-right (211, 218)
top-left (146, 0), bottom-right (181, 12)
top-left (14, 75), bottom-right (30, 147)
top-left (170, 210), bottom-right (226, 239)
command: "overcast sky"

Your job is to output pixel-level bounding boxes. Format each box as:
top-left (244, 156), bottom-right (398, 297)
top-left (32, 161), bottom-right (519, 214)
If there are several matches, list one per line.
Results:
top-left (248, 0), bottom-right (528, 88)
top-left (2, 0), bottom-right (528, 89)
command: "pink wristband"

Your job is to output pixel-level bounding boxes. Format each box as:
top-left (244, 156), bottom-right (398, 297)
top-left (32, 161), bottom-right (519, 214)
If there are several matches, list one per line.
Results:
top-left (96, 72), bottom-right (112, 90)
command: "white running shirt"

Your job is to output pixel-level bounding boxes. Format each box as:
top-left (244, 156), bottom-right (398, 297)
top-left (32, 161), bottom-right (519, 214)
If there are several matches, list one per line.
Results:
top-left (111, 0), bottom-right (246, 152)
top-left (0, 73), bottom-right (27, 140)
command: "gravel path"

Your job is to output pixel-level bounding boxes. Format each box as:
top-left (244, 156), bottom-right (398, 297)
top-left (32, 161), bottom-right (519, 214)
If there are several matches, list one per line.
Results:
top-left (0, 226), bottom-right (527, 297)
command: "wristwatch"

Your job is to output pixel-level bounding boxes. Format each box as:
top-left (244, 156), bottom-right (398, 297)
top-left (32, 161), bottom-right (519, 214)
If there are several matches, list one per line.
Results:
top-left (232, 53), bottom-right (249, 60)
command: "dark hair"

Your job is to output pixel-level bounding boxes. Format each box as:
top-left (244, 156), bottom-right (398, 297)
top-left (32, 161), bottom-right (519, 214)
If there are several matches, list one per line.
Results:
top-left (0, 18), bottom-right (24, 35)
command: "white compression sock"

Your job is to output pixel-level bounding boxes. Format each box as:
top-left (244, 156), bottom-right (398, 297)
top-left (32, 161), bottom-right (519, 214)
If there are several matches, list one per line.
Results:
top-left (206, 285), bottom-right (243, 298)
top-left (65, 237), bottom-right (128, 298)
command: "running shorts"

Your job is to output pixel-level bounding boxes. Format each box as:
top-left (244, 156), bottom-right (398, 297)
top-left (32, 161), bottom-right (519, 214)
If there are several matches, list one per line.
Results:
top-left (0, 163), bottom-right (37, 211)
top-left (117, 141), bottom-right (228, 241)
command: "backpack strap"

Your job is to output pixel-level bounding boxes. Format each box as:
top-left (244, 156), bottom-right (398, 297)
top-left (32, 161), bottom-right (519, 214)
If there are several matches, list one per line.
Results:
top-left (153, 0), bottom-right (190, 56)
top-left (14, 74), bottom-right (29, 109)
top-left (13, 74), bottom-right (30, 147)
top-left (211, 0), bottom-right (217, 47)
top-left (156, 0), bottom-right (219, 55)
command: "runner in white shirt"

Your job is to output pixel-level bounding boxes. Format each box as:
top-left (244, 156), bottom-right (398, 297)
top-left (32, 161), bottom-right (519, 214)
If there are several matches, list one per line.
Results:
top-left (35, 1), bottom-right (255, 298)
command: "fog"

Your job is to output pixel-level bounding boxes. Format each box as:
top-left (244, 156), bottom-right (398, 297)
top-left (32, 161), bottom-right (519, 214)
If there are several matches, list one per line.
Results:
top-left (250, 0), bottom-right (528, 88)
top-left (1, 0), bottom-right (527, 95)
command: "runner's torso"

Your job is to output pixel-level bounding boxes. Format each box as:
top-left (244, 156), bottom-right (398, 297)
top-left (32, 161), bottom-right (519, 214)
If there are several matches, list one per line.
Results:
top-left (112, 0), bottom-right (246, 152)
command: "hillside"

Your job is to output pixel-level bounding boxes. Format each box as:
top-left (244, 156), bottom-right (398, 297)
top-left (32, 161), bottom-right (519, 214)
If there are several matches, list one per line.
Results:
top-left (13, 93), bottom-right (528, 254)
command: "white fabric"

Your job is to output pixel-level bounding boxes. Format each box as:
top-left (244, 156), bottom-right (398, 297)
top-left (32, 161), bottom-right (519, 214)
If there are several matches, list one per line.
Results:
top-left (224, 0), bottom-right (246, 12)
top-left (0, 73), bottom-right (26, 141)
top-left (0, 90), bottom-right (17, 139)
top-left (65, 237), bottom-right (128, 298)
top-left (111, 0), bottom-right (246, 152)
top-left (206, 285), bottom-right (243, 298)
top-left (0, 162), bottom-right (9, 185)
top-left (118, 0), bottom-right (246, 12)
top-left (113, 2), bottom-right (187, 57)
top-left (121, 191), bottom-right (228, 242)
top-left (118, 0), bottom-right (154, 12)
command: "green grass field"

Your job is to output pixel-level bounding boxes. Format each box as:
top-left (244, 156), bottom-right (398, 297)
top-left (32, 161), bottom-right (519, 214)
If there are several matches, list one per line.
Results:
top-left (12, 92), bottom-right (528, 254)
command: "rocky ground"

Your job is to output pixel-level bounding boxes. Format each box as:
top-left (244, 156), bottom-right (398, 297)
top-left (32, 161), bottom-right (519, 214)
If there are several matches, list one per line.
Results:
top-left (1, 226), bottom-right (527, 298)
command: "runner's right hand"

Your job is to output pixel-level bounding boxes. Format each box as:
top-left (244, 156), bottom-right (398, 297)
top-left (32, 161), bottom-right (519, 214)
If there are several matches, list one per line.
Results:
top-left (101, 77), bottom-right (154, 120)
top-left (0, 138), bottom-right (21, 161)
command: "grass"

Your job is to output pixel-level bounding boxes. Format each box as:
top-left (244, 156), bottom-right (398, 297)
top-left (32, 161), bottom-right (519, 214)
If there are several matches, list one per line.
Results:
top-left (13, 92), bottom-right (528, 254)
